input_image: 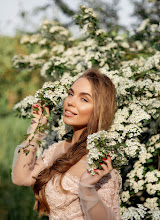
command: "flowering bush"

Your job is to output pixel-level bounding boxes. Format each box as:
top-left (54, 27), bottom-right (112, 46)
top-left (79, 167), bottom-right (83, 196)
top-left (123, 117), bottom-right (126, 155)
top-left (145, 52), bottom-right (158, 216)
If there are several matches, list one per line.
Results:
top-left (13, 5), bottom-right (160, 219)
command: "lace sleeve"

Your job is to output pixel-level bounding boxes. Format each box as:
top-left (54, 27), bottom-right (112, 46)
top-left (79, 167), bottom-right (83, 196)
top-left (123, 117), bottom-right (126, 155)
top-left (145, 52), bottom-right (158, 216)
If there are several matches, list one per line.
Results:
top-left (40, 140), bottom-right (65, 167)
top-left (78, 169), bottom-right (122, 220)
top-left (11, 123), bottom-right (65, 187)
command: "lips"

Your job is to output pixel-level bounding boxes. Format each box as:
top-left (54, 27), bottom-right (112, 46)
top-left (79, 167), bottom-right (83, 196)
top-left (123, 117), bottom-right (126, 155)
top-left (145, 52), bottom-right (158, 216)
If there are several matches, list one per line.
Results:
top-left (64, 108), bottom-right (77, 117)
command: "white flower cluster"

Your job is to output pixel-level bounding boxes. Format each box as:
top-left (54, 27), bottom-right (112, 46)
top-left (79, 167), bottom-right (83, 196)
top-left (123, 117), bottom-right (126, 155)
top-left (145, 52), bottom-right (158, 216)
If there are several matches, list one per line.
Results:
top-left (121, 204), bottom-right (147, 220)
top-left (13, 96), bottom-right (39, 116)
top-left (52, 116), bottom-right (72, 139)
top-left (124, 139), bottom-right (143, 157)
top-left (145, 170), bottom-right (160, 183)
top-left (121, 204), bottom-right (160, 220)
top-left (120, 191), bottom-right (130, 202)
top-left (146, 182), bottom-right (160, 195)
top-left (148, 209), bottom-right (160, 220)
top-left (144, 197), bottom-right (159, 210)
top-left (128, 104), bottom-right (151, 124)
top-left (20, 34), bottom-right (40, 44)
top-left (13, 73), bottom-right (74, 117)
top-left (137, 19), bottom-right (150, 32)
top-left (35, 74), bottom-right (73, 106)
top-left (86, 130), bottom-right (127, 175)
top-left (80, 5), bottom-right (97, 19)
top-left (123, 139), bottom-right (160, 208)
top-left (13, 54), bottom-right (45, 70)
top-left (49, 26), bottom-right (69, 37)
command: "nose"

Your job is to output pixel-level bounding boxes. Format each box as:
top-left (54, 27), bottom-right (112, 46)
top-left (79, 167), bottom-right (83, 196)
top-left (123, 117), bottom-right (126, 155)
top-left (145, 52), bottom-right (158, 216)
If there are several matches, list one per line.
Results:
top-left (67, 96), bottom-right (76, 107)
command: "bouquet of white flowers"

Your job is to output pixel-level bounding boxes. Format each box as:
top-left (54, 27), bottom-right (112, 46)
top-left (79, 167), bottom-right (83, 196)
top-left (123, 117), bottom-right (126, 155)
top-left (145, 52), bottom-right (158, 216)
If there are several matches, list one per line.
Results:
top-left (87, 130), bottom-right (129, 175)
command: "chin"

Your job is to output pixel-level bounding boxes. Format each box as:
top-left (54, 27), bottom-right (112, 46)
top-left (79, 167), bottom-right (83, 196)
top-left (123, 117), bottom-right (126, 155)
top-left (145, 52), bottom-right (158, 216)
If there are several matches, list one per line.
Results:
top-left (63, 114), bottom-right (88, 129)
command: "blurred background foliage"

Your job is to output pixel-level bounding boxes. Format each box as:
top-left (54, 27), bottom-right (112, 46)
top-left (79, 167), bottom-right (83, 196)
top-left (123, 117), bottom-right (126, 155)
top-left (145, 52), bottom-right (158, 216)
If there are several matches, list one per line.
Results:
top-left (0, 0), bottom-right (159, 219)
top-left (0, 36), bottom-right (45, 116)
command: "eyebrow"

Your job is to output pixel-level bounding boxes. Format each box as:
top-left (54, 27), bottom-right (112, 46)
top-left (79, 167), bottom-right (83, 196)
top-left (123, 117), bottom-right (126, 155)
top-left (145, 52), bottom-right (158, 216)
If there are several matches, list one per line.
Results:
top-left (69, 88), bottom-right (92, 98)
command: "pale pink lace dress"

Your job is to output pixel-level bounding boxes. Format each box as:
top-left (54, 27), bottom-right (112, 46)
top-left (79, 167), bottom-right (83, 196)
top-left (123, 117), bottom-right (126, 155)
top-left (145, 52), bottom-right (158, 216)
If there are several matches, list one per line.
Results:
top-left (12, 128), bottom-right (122, 220)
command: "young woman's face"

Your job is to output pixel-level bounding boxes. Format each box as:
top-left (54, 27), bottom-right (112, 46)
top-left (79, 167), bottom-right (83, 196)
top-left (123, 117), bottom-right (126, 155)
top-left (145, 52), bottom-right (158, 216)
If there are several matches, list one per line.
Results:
top-left (63, 77), bottom-right (93, 130)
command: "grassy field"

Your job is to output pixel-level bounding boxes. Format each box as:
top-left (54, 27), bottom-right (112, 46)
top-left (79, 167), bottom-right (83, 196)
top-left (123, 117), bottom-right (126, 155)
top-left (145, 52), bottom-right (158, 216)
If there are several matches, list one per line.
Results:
top-left (0, 114), bottom-right (47, 220)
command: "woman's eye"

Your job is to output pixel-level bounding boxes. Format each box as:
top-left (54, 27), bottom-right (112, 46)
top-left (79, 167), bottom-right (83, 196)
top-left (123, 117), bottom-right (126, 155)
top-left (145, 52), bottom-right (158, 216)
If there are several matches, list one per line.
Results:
top-left (82, 98), bottom-right (88, 102)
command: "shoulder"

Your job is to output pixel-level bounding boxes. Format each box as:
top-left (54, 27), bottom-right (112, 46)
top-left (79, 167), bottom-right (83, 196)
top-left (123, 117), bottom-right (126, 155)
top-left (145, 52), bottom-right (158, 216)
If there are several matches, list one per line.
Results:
top-left (43, 140), bottom-right (65, 154)
top-left (40, 140), bottom-right (65, 167)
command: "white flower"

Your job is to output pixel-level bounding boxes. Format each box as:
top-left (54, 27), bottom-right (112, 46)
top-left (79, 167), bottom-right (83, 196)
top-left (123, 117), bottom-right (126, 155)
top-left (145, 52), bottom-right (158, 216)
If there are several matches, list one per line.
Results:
top-left (128, 104), bottom-right (151, 124)
top-left (54, 116), bottom-right (72, 138)
top-left (137, 19), bottom-right (150, 32)
top-left (146, 183), bottom-right (160, 195)
top-left (145, 170), bottom-right (160, 183)
top-left (41, 20), bottom-right (54, 26)
top-left (121, 42), bottom-right (129, 48)
top-left (148, 134), bottom-right (160, 145)
top-left (42, 81), bottom-right (55, 89)
top-left (115, 35), bottom-right (124, 41)
top-left (135, 41), bottom-right (144, 51)
top-left (13, 96), bottom-right (39, 112)
top-left (121, 191), bottom-right (130, 202)
top-left (139, 150), bottom-right (152, 164)
top-left (96, 29), bottom-right (105, 35)
top-left (30, 34), bottom-right (40, 44)
top-left (144, 197), bottom-right (159, 210)
top-left (51, 45), bottom-right (65, 54)
top-left (39, 38), bottom-right (47, 45)
top-left (155, 142), bottom-right (160, 149)
top-left (106, 42), bottom-right (117, 50)
top-left (148, 209), bottom-right (160, 220)
top-left (125, 139), bottom-right (142, 157)
top-left (121, 204), bottom-right (147, 220)
top-left (150, 24), bottom-right (158, 32)
top-left (20, 35), bottom-right (30, 44)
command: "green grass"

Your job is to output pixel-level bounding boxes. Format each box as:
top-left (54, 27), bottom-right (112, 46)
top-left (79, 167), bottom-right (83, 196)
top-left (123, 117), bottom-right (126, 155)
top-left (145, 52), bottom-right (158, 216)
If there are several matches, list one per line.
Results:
top-left (0, 113), bottom-right (48, 220)
top-left (0, 113), bottom-right (30, 167)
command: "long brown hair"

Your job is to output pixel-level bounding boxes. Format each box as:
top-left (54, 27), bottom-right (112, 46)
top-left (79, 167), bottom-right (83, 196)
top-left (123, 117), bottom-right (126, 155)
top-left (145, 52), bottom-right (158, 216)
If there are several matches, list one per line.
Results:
top-left (32, 68), bottom-right (116, 216)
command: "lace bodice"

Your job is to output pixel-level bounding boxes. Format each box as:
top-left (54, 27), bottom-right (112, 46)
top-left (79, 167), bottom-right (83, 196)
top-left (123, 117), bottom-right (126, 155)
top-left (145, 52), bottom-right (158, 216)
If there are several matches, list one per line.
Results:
top-left (12, 129), bottom-right (122, 220)
top-left (45, 168), bottom-right (121, 220)
top-left (45, 173), bottom-right (83, 220)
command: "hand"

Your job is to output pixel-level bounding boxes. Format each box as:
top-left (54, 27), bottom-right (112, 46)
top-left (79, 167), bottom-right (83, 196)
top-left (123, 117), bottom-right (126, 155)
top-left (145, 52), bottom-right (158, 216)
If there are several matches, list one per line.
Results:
top-left (80, 156), bottom-right (113, 185)
top-left (31, 102), bottom-right (50, 129)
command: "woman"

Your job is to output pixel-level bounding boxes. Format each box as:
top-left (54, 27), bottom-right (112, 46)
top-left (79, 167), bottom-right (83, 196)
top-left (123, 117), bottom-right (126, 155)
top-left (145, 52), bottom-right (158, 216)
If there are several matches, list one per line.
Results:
top-left (12, 68), bottom-right (122, 220)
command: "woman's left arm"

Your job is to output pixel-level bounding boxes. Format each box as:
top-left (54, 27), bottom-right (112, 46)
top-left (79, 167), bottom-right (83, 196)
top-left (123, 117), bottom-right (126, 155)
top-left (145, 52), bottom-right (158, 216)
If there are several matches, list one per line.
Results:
top-left (79, 156), bottom-right (122, 220)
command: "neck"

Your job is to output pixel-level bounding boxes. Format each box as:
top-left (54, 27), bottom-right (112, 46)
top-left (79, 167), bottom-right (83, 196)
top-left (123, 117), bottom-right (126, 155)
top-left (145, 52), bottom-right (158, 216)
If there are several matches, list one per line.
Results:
top-left (71, 127), bottom-right (86, 145)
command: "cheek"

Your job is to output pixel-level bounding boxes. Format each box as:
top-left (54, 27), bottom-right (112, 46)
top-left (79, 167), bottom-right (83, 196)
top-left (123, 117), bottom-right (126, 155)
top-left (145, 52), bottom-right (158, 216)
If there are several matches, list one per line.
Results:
top-left (79, 104), bottom-right (93, 118)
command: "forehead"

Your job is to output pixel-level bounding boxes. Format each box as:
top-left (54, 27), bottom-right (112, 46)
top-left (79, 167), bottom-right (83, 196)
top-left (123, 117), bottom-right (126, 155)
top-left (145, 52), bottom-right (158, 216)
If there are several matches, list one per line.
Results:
top-left (71, 77), bottom-right (92, 94)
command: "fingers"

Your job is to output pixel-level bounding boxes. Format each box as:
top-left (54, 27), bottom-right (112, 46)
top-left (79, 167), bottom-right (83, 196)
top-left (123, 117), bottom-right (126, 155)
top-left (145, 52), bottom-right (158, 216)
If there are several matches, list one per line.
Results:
top-left (102, 156), bottom-right (113, 171)
top-left (31, 104), bottom-right (42, 115)
top-left (31, 103), bottom-right (50, 116)
top-left (94, 155), bottom-right (113, 177)
top-left (31, 103), bottom-right (50, 126)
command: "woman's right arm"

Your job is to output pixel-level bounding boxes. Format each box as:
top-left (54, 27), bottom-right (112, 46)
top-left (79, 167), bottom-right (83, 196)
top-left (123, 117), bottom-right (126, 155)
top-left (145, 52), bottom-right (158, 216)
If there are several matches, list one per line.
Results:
top-left (11, 103), bottom-right (50, 186)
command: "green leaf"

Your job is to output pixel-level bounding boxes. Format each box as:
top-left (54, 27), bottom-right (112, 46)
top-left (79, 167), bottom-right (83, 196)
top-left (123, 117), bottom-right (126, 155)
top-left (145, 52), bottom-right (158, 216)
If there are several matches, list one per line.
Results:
top-left (33, 107), bottom-right (39, 112)
top-left (37, 140), bottom-right (42, 146)
top-left (43, 109), bottom-right (47, 116)
top-left (96, 162), bottom-right (101, 169)
top-left (148, 166), bottom-right (154, 171)
top-left (146, 159), bottom-right (153, 163)
top-left (25, 150), bottom-right (30, 156)
top-left (29, 114), bottom-right (35, 119)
